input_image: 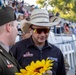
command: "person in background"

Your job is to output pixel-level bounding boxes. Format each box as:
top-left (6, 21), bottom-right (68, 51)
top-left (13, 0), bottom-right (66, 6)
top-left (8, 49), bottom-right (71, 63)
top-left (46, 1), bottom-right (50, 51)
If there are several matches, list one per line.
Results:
top-left (0, 7), bottom-right (21, 75)
top-left (17, 14), bottom-right (24, 22)
top-left (64, 58), bottom-right (69, 73)
top-left (50, 16), bottom-right (62, 34)
top-left (10, 9), bottom-right (66, 75)
top-left (64, 23), bottom-right (71, 34)
top-left (0, 0), bottom-right (2, 7)
top-left (12, 2), bottom-right (16, 10)
top-left (20, 19), bottom-right (31, 40)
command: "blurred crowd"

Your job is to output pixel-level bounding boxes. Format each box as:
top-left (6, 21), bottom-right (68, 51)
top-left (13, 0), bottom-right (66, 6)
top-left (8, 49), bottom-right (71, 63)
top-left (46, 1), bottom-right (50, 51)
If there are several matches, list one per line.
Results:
top-left (0, 0), bottom-right (76, 40)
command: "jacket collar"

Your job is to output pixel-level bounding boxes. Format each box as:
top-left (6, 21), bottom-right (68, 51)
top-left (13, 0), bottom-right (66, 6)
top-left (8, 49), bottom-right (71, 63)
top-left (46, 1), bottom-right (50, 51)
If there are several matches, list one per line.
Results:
top-left (0, 45), bottom-right (17, 66)
top-left (26, 36), bottom-right (52, 49)
top-left (0, 41), bottom-right (9, 53)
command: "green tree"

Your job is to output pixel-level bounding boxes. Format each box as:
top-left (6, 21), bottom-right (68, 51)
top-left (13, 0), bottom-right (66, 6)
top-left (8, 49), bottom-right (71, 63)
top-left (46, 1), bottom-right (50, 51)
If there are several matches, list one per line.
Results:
top-left (36, 0), bottom-right (45, 8)
top-left (36, 0), bottom-right (76, 21)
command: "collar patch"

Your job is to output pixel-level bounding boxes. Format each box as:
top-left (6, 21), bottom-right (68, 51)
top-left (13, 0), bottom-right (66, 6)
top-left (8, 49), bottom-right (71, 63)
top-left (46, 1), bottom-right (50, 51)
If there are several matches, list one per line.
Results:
top-left (23, 51), bottom-right (33, 57)
top-left (48, 57), bottom-right (58, 62)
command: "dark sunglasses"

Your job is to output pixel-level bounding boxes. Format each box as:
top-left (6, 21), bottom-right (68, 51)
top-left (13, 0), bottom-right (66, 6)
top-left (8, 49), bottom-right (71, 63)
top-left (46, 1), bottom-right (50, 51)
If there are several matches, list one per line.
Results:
top-left (31, 27), bottom-right (50, 34)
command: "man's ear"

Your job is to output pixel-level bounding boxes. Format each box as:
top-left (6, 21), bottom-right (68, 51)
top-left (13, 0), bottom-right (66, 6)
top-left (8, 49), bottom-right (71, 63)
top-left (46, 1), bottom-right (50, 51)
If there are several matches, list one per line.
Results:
top-left (6, 23), bottom-right (11, 32)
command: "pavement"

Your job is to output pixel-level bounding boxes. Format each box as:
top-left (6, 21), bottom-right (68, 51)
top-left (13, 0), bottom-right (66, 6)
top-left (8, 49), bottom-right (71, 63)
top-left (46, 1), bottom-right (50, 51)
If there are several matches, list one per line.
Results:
top-left (67, 69), bottom-right (75, 75)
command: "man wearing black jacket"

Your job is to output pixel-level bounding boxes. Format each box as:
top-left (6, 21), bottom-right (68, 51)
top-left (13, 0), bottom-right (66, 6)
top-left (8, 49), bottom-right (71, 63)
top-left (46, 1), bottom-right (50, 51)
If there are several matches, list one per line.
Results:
top-left (11, 9), bottom-right (66, 75)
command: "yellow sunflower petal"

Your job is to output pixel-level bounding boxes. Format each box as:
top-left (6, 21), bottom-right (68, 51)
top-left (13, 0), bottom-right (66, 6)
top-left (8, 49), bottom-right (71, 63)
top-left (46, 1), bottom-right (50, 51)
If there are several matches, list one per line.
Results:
top-left (15, 73), bottom-right (23, 75)
top-left (20, 69), bottom-right (27, 74)
top-left (30, 61), bottom-right (35, 66)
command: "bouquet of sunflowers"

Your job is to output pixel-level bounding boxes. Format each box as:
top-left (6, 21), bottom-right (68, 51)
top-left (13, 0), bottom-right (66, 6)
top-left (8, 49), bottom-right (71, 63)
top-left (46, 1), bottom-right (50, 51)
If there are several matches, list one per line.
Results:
top-left (15, 59), bottom-right (53, 75)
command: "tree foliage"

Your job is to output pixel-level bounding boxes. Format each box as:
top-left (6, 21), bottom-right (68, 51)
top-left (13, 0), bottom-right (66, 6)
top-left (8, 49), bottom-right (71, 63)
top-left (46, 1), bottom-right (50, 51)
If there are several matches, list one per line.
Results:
top-left (36, 0), bottom-right (45, 8)
top-left (36, 0), bottom-right (76, 22)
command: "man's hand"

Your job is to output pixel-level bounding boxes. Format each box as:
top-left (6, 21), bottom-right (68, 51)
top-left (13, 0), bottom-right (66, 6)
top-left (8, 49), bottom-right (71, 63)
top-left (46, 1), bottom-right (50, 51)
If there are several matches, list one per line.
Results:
top-left (43, 70), bottom-right (52, 75)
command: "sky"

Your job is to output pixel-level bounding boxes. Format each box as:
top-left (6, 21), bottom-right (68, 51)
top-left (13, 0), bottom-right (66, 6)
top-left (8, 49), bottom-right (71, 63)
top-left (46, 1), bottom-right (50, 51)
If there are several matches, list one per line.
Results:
top-left (24, 0), bottom-right (37, 6)
top-left (24, 0), bottom-right (52, 10)
top-left (17, 0), bottom-right (52, 10)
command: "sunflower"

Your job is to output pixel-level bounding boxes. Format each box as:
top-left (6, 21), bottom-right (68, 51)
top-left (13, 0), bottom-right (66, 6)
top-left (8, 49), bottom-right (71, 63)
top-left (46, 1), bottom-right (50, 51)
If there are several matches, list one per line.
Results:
top-left (15, 69), bottom-right (29, 75)
top-left (15, 59), bottom-right (53, 75)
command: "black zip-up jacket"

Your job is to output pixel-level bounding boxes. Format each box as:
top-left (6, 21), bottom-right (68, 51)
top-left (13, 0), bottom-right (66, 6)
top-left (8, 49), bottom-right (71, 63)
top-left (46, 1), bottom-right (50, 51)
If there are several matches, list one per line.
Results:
top-left (10, 37), bottom-right (66, 75)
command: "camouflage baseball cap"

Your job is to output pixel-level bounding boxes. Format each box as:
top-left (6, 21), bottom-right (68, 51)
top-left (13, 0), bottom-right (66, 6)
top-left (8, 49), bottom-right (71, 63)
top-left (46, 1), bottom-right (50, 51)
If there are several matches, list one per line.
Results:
top-left (0, 7), bottom-right (16, 26)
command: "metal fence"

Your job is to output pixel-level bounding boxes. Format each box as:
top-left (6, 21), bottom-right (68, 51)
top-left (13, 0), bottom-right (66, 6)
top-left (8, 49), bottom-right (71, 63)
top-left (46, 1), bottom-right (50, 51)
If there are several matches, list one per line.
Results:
top-left (48, 32), bottom-right (76, 71)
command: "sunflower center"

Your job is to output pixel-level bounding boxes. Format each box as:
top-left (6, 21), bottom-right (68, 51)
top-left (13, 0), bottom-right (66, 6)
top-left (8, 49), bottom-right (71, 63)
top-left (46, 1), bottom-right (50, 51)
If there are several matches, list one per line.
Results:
top-left (34, 67), bottom-right (43, 73)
